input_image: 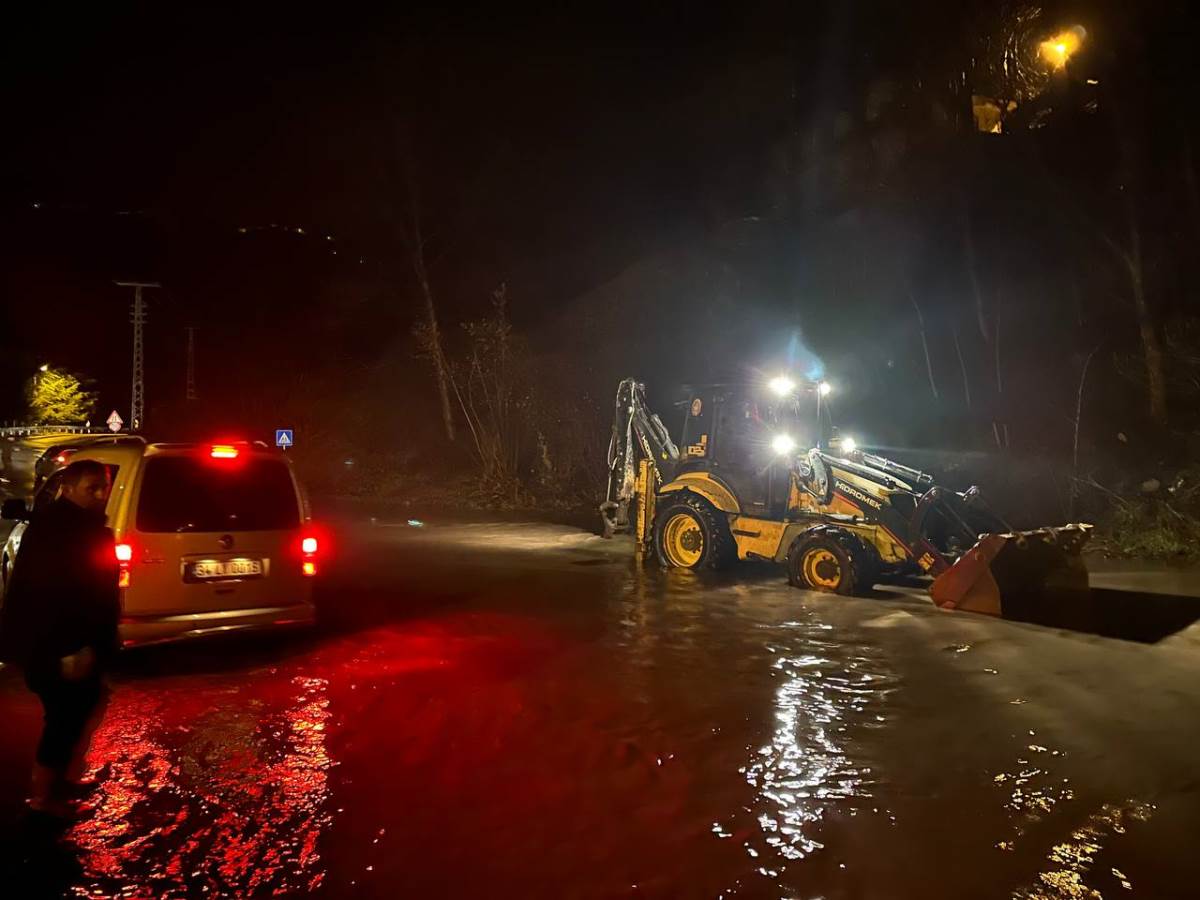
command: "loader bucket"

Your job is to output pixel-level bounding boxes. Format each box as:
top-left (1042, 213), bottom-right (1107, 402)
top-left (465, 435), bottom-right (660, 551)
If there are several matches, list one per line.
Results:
top-left (929, 525), bottom-right (1092, 616)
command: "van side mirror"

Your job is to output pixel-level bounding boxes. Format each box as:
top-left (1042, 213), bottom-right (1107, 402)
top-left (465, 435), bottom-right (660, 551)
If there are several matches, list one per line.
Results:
top-left (1, 498), bottom-right (28, 521)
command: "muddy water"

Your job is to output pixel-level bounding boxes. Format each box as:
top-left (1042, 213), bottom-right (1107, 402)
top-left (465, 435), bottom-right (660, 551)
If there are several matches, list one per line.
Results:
top-left (2, 521), bottom-right (1198, 898)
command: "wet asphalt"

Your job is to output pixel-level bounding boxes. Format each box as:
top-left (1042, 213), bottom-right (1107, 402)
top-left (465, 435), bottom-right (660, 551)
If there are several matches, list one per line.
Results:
top-left (1, 517), bottom-right (1199, 899)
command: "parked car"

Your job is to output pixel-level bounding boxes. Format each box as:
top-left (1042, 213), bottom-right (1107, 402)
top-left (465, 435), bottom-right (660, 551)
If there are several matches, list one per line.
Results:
top-left (32, 435), bottom-right (117, 491)
top-left (1, 439), bottom-right (318, 647)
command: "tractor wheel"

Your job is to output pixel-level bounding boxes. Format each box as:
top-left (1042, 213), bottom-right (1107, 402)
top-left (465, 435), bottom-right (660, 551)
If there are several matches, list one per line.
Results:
top-left (653, 493), bottom-right (735, 570)
top-left (787, 529), bottom-right (877, 596)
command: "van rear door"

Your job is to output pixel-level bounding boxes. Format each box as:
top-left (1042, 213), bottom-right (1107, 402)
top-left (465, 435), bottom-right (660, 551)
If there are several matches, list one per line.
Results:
top-left (123, 450), bottom-right (309, 616)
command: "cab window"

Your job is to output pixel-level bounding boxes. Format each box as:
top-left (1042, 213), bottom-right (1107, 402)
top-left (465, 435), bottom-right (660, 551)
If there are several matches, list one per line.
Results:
top-left (136, 457), bottom-right (300, 533)
top-left (715, 399), bottom-right (770, 463)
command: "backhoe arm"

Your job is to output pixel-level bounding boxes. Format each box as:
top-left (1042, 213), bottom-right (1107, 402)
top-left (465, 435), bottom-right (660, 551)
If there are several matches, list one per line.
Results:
top-left (600, 378), bottom-right (679, 537)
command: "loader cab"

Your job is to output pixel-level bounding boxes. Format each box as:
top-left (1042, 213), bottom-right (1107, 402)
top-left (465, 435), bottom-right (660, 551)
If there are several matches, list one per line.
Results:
top-left (677, 384), bottom-right (811, 519)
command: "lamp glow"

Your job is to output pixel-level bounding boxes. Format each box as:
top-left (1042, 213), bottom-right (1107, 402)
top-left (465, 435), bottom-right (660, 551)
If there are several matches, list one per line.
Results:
top-left (771, 434), bottom-right (797, 455)
top-left (768, 376), bottom-right (796, 397)
top-left (1040, 26), bottom-right (1085, 69)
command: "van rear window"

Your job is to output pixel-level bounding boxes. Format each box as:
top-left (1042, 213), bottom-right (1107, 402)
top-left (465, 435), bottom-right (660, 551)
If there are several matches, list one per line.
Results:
top-left (136, 457), bottom-right (300, 533)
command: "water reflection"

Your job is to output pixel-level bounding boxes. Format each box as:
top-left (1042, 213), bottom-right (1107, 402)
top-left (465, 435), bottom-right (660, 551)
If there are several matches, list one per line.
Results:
top-left (0, 521), bottom-right (1180, 898)
top-left (738, 625), bottom-right (895, 877)
top-left (67, 675), bottom-right (333, 897)
top-left (990, 729), bottom-right (1155, 898)
top-left (993, 735), bottom-right (1074, 839)
top-left (1013, 801), bottom-right (1154, 899)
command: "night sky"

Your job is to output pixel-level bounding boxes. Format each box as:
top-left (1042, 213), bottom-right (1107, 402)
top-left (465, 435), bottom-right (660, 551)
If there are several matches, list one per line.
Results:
top-left (1, 4), bottom-right (811, 418)
top-left (2, 2), bottom-right (1196, 484)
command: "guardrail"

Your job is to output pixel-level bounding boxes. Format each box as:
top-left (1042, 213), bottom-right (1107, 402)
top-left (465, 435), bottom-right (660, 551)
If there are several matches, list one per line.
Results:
top-left (0, 425), bottom-right (112, 438)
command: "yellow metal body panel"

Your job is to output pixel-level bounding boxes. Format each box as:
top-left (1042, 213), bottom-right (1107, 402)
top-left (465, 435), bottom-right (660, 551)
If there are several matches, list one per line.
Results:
top-left (655, 466), bottom-right (912, 567)
top-left (658, 472), bottom-right (740, 514)
top-left (635, 459), bottom-right (657, 558)
top-left (772, 519), bottom-right (908, 565)
top-left (728, 516), bottom-right (788, 560)
top-left (784, 466), bottom-right (912, 565)
top-left (727, 517), bottom-right (905, 566)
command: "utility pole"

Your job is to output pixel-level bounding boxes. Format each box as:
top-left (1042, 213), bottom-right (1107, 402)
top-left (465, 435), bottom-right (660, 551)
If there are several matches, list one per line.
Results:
top-left (185, 325), bottom-right (198, 400)
top-left (115, 281), bottom-right (160, 432)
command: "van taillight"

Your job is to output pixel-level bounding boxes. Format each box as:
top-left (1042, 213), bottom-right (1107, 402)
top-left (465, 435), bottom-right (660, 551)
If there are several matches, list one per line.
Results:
top-left (301, 533), bottom-right (319, 576)
top-left (115, 542), bottom-right (133, 587)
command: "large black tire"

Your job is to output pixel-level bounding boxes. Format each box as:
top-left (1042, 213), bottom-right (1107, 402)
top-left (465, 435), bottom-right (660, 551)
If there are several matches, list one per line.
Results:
top-left (653, 493), bottom-right (735, 570)
top-left (787, 528), bottom-right (879, 596)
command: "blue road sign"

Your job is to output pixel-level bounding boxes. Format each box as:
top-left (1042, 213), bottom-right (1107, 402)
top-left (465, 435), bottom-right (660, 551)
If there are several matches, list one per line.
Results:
top-left (275, 429), bottom-right (294, 448)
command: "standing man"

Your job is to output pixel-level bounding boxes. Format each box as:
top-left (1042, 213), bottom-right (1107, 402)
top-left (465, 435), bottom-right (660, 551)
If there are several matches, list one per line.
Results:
top-left (0, 460), bottom-right (120, 816)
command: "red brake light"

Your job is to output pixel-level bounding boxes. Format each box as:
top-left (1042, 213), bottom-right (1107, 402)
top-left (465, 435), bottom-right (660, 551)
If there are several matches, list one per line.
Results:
top-left (55, 452), bottom-right (70, 465)
top-left (210, 444), bottom-right (239, 459)
top-left (300, 532), bottom-right (320, 577)
top-left (115, 542), bottom-right (133, 588)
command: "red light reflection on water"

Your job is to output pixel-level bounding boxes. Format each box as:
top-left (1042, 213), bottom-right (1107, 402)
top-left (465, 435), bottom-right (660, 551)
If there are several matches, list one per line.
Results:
top-left (68, 676), bottom-right (333, 898)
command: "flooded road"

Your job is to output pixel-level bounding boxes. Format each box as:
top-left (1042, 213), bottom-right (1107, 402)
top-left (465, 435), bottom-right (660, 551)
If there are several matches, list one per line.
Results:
top-left (2, 519), bottom-right (1199, 898)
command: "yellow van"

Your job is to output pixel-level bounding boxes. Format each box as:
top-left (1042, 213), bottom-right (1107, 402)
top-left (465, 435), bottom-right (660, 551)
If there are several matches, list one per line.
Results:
top-left (1, 439), bottom-right (318, 647)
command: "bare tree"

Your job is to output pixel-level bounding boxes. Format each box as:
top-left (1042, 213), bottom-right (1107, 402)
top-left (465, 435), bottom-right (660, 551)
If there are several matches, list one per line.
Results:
top-left (1033, 143), bottom-right (1170, 426)
top-left (952, 325), bottom-right (972, 411)
top-left (962, 198), bottom-right (991, 343)
top-left (447, 284), bottom-right (531, 503)
top-left (1119, 193), bottom-right (1168, 426)
top-left (909, 293), bottom-right (939, 400)
top-left (1070, 344), bottom-right (1101, 517)
top-left (398, 162), bottom-right (457, 442)
top-left (992, 306), bottom-right (1008, 449)
top-left (1088, 170), bottom-right (1169, 426)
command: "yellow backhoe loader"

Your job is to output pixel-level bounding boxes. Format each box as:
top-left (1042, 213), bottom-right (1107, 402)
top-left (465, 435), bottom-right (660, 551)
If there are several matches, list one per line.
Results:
top-left (600, 377), bottom-right (1091, 615)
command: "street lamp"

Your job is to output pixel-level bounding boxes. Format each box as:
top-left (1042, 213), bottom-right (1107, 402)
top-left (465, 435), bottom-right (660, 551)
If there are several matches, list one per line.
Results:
top-left (1040, 26), bottom-right (1085, 69)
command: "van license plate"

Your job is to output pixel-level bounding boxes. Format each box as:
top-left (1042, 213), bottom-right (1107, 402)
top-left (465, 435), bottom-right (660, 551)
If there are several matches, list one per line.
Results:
top-left (186, 559), bottom-right (264, 581)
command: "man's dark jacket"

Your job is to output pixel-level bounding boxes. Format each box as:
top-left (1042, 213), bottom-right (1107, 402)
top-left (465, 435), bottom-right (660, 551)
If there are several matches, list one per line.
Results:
top-left (0, 498), bottom-right (120, 672)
